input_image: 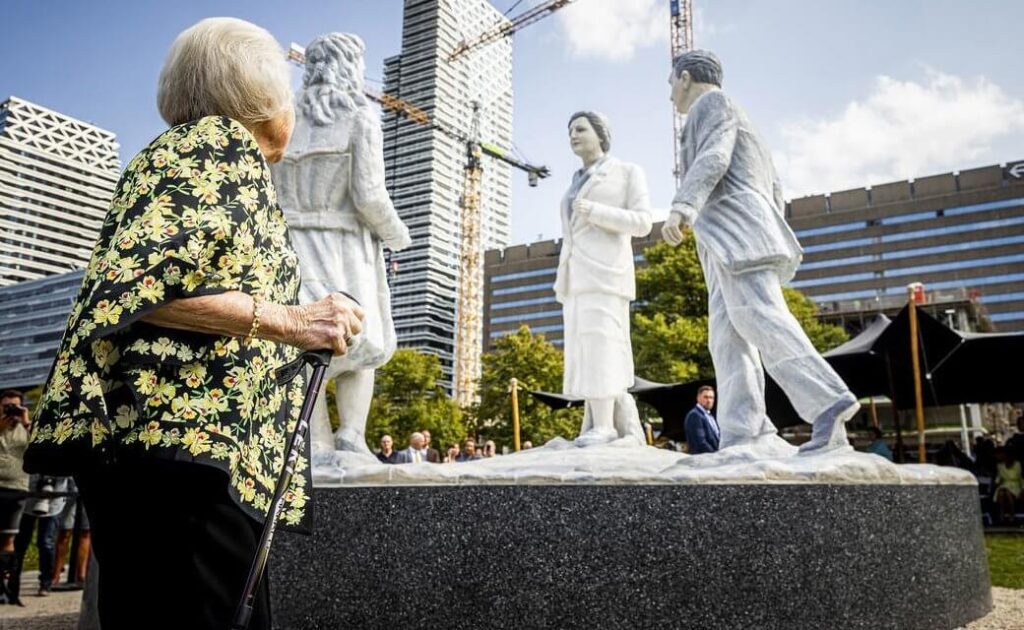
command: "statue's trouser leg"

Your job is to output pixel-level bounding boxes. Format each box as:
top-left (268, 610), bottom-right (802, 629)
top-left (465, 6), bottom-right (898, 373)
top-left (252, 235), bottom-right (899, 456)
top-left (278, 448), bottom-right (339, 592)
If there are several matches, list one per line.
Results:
top-left (585, 398), bottom-right (615, 433)
top-left (714, 262), bottom-right (855, 431)
top-left (704, 253), bottom-right (775, 448)
top-left (310, 386), bottom-right (335, 457)
top-left (613, 393), bottom-right (646, 444)
top-left (333, 369), bottom-right (376, 453)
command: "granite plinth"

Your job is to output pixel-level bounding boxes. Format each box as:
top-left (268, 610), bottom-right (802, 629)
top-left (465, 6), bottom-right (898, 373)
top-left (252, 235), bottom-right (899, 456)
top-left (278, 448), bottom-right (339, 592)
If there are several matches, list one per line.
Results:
top-left (269, 484), bottom-right (990, 630)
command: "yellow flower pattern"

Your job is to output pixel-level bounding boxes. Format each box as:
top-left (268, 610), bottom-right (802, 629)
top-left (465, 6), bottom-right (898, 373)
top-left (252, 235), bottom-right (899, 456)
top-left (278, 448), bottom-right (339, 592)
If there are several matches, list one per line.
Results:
top-left (25, 116), bottom-right (309, 529)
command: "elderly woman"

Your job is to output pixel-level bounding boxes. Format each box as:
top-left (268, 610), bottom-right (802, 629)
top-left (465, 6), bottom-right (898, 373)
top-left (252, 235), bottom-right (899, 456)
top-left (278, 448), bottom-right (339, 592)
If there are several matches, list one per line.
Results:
top-left (555, 112), bottom-right (653, 447)
top-left (23, 18), bottom-right (362, 629)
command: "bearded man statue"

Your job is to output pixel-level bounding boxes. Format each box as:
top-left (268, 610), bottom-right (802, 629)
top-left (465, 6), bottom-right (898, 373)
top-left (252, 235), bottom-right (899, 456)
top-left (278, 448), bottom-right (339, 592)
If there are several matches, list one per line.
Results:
top-left (272, 33), bottom-right (411, 460)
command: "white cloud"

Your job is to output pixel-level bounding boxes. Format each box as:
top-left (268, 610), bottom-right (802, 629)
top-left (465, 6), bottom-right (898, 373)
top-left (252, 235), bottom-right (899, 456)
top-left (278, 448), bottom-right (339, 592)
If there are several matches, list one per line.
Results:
top-left (556, 0), bottom-right (665, 61)
top-left (774, 70), bottom-right (1024, 198)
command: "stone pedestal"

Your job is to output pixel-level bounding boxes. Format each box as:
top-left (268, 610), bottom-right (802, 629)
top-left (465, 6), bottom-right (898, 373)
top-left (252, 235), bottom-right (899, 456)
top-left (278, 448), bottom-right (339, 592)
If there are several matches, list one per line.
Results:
top-left (269, 484), bottom-right (990, 629)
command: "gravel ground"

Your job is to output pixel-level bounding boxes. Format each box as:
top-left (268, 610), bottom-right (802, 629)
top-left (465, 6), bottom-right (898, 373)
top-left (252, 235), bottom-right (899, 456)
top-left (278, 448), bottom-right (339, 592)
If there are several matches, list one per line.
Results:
top-left (964, 588), bottom-right (1024, 630)
top-left (2, 572), bottom-right (1021, 630)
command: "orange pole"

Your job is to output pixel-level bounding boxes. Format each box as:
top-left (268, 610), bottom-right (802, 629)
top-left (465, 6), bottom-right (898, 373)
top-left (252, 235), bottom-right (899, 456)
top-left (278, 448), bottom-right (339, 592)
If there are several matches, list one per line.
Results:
top-left (907, 287), bottom-right (927, 463)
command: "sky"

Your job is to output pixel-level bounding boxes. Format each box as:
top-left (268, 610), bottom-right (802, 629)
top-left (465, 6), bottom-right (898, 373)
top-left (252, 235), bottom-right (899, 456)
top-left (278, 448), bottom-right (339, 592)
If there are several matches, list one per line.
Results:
top-left (2, 0), bottom-right (1023, 246)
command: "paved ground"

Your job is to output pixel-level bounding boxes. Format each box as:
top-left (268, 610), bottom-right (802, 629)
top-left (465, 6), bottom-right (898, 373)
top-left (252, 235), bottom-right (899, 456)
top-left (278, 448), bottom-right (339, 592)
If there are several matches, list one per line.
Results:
top-left (0, 571), bottom-right (82, 630)
top-left (2, 571), bottom-right (1021, 629)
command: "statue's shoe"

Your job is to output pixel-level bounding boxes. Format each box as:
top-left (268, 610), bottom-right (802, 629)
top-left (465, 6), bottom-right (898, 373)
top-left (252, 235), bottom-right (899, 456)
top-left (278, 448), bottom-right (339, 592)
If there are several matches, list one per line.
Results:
top-left (574, 427), bottom-right (619, 448)
top-left (798, 398), bottom-right (860, 456)
top-left (334, 429), bottom-right (375, 457)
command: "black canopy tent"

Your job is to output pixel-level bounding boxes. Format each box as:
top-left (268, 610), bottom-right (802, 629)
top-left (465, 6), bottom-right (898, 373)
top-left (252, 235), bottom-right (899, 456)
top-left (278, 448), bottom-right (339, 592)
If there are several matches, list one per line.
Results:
top-left (873, 305), bottom-right (1024, 408)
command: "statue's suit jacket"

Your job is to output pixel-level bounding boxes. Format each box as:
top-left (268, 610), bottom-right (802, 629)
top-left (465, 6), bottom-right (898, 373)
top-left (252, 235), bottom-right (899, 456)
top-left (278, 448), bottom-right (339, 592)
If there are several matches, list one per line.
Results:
top-left (673, 90), bottom-right (803, 282)
top-left (553, 157), bottom-right (653, 303)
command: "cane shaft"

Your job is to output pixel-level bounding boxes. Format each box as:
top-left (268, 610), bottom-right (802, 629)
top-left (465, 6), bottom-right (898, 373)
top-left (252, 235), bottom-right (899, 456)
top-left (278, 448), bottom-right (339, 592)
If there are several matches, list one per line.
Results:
top-left (232, 360), bottom-right (328, 630)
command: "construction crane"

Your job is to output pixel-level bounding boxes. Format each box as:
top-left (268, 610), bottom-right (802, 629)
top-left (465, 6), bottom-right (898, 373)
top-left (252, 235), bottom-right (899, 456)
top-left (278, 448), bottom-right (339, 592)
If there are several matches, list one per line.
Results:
top-left (286, 42), bottom-right (551, 407)
top-left (670, 0), bottom-right (694, 188)
top-left (449, 0), bottom-right (577, 62)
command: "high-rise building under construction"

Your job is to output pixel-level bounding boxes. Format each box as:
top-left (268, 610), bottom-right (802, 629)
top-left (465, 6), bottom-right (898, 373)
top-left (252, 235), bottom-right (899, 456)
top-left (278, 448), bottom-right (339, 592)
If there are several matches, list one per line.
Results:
top-left (382, 0), bottom-right (514, 390)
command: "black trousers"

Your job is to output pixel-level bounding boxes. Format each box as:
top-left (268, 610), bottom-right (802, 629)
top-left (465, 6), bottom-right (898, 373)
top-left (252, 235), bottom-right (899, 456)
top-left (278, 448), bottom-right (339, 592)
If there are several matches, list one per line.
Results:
top-left (77, 458), bottom-right (271, 630)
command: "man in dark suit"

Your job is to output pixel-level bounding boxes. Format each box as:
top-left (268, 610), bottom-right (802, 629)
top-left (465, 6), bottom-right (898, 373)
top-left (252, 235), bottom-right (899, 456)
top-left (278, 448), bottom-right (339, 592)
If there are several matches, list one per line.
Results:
top-left (421, 429), bottom-right (441, 463)
top-left (685, 386), bottom-right (720, 454)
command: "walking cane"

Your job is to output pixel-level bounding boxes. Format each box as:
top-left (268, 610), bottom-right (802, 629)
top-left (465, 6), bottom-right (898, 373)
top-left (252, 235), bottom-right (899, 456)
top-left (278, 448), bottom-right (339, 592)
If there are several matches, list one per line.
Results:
top-left (231, 348), bottom-right (333, 630)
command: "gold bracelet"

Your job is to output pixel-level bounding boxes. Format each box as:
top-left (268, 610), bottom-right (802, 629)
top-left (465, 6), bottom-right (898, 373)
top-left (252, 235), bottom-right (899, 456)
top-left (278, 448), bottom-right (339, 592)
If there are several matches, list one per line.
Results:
top-left (245, 293), bottom-right (264, 346)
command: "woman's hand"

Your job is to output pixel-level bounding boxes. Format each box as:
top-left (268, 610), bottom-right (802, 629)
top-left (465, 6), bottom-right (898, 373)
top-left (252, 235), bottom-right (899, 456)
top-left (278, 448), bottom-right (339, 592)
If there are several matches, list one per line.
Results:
top-left (141, 291), bottom-right (365, 355)
top-left (288, 293), bottom-right (365, 355)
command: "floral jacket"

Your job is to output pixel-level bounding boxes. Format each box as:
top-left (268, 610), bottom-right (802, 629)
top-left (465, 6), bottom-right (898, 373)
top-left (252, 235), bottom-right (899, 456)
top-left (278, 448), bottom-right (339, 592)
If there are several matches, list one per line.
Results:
top-left (24, 116), bottom-right (311, 528)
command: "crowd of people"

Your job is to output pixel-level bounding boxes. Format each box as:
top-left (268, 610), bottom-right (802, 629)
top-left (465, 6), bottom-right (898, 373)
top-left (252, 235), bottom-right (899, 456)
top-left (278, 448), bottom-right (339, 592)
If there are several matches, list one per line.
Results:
top-left (974, 415), bottom-right (1024, 525)
top-left (373, 431), bottom-right (531, 465)
top-left (922, 414), bottom-right (1024, 526)
top-left (0, 389), bottom-right (91, 606)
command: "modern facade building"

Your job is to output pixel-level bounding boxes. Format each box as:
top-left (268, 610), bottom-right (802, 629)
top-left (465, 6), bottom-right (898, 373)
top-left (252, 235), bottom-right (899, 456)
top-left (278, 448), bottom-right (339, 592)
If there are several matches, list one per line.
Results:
top-left (484, 160), bottom-right (1024, 349)
top-left (787, 160), bottom-right (1024, 332)
top-left (0, 269), bottom-right (82, 391)
top-left (382, 0), bottom-right (514, 389)
top-left (0, 96), bottom-right (120, 287)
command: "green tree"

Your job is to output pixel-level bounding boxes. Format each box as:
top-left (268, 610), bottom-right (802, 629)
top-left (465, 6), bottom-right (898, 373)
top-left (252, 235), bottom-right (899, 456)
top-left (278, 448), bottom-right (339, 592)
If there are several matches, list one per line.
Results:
top-left (476, 326), bottom-right (581, 448)
top-left (782, 289), bottom-right (850, 352)
top-left (632, 233), bottom-right (847, 382)
top-left (346, 349), bottom-right (466, 451)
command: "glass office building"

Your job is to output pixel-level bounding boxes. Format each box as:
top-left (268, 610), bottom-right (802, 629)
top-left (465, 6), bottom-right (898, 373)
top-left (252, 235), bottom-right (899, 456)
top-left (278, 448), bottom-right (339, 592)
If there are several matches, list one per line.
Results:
top-left (0, 270), bottom-right (82, 390)
top-left (787, 161), bottom-right (1024, 331)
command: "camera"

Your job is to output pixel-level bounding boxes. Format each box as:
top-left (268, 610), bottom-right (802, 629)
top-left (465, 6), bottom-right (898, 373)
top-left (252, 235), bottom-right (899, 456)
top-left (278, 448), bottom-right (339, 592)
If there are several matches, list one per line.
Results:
top-left (2, 403), bottom-right (20, 417)
top-left (30, 476), bottom-right (58, 516)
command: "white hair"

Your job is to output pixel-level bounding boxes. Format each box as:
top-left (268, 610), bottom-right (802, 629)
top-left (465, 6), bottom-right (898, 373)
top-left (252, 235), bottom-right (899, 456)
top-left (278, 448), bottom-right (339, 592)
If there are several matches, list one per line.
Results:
top-left (157, 17), bottom-right (292, 127)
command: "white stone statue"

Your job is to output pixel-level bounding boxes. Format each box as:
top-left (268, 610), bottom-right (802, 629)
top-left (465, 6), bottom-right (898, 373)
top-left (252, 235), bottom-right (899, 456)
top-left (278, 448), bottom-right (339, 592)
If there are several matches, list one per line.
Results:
top-left (555, 112), bottom-right (653, 447)
top-left (272, 33), bottom-right (411, 459)
top-left (661, 50), bottom-right (859, 455)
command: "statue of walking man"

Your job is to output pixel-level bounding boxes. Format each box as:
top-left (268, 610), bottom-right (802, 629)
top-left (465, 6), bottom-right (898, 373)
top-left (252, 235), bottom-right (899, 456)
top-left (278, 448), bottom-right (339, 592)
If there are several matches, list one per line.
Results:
top-left (273, 33), bottom-right (411, 459)
top-left (661, 50), bottom-right (859, 455)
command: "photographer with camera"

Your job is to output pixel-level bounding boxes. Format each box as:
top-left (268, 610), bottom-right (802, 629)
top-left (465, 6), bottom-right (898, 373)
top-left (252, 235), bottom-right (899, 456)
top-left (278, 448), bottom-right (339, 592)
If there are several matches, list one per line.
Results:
top-left (0, 389), bottom-right (30, 603)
